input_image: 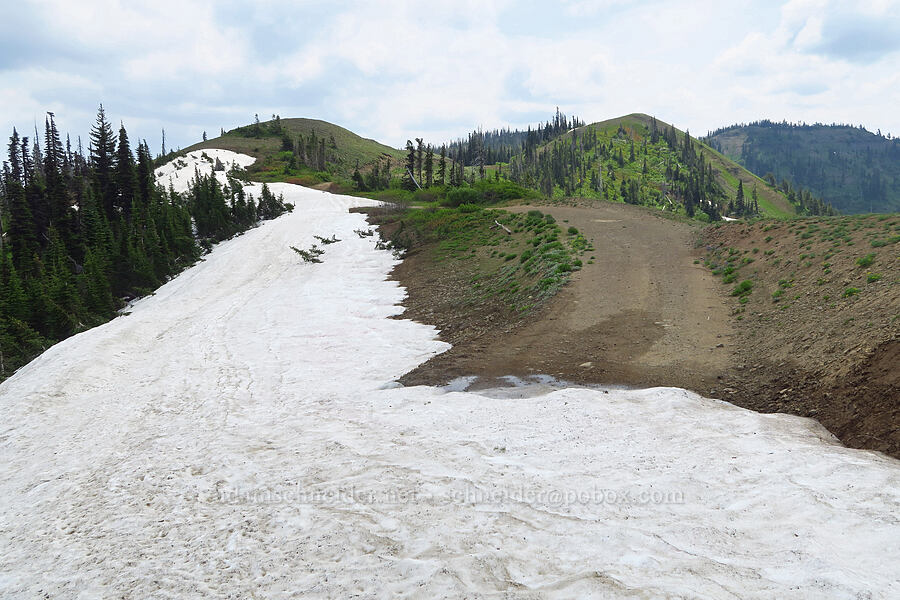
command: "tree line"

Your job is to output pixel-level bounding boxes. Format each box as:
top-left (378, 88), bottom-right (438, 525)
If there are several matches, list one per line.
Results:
top-left (705, 120), bottom-right (889, 214)
top-left (0, 106), bottom-right (290, 378)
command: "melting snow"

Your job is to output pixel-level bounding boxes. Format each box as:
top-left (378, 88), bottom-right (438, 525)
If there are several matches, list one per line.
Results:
top-left (0, 151), bottom-right (898, 598)
top-left (154, 148), bottom-right (256, 194)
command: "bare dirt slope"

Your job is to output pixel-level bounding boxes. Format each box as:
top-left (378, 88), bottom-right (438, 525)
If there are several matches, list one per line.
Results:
top-left (701, 216), bottom-right (899, 456)
top-left (390, 205), bottom-right (899, 458)
top-left (399, 202), bottom-right (735, 396)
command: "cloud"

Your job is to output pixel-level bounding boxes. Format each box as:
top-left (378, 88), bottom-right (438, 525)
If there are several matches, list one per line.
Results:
top-left (807, 14), bottom-right (900, 63)
top-left (2, 1), bottom-right (899, 155)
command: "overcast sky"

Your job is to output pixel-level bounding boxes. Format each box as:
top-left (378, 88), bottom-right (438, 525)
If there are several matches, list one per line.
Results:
top-left (3, 0), bottom-right (899, 155)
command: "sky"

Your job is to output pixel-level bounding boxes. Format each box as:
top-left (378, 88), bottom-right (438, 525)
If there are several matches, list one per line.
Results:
top-left (2, 0), bottom-right (899, 155)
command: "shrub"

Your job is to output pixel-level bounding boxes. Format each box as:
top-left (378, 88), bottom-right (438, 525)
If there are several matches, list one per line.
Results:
top-left (472, 179), bottom-right (533, 203)
top-left (867, 273), bottom-right (882, 283)
top-left (443, 187), bottom-right (482, 207)
top-left (538, 277), bottom-right (558, 290)
top-left (856, 253), bottom-right (876, 268)
top-left (871, 235), bottom-right (900, 247)
top-left (413, 189), bottom-right (437, 203)
top-left (843, 287), bottom-right (860, 297)
top-left (567, 226), bottom-right (579, 235)
top-left (731, 280), bottom-right (754, 297)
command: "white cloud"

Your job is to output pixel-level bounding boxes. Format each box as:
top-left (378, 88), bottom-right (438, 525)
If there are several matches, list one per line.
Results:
top-left (2, 0), bottom-right (899, 154)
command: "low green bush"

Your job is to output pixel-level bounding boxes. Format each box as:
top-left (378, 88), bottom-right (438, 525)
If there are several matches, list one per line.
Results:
top-left (443, 187), bottom-right (482, 207)
top-left (731, 280), bottom-right (754, 297)
top-left (856, 253), bottom-right (876, 268)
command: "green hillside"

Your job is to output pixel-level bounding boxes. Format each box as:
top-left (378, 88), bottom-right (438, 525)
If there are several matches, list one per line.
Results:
top-left (503, 113), bottom-right (799, 219)
top-left (705, 121), bottom-right (900, 214)
top-left (182, 117), bottom-right (405, 185)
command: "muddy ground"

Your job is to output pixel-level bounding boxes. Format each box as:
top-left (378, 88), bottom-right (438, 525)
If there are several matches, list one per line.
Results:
top-left (370, 202), bottom-right (899, 459)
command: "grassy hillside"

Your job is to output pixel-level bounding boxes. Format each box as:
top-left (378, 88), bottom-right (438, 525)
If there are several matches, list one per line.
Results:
top-left (705, 121), bottom-right (900, 214)
top-left (504, 113), bottom-right (798, 219)
top-left (182, 117), bottom-right (405, 186)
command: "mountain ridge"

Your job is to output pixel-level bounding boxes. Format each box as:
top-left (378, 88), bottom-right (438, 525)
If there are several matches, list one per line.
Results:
top-left (705, 121), bottom-right (900, 214)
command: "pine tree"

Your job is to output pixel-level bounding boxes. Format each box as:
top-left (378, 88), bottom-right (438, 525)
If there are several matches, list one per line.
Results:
top-left (41, 227), bottom-right (85, 338)
top-left (135, 140), bottom-right (153, 206)
top-left (352, 164), bottom-right (365, 191)
top-left (5, 130), bottom-right (39, 271)
top-left (415, 138), bottom-right (424, 184)
top-left (115, 124), bottom-right (137, 220)
top-left (90, 105), bottom-right (117, 219)
top-left (438, 145), bottom-right (447, 185)
top-left (424, 145), bottom-right (434, 187)
top-left (43, 114), bottom-right (72, 241)
top-left (735, 180), bottom-right (745, 215)
top-left (0, 252), bottom-right (29, 323)
top-left (80, 247), bottom-right (114, 315)
top-left (403, 140), bottom-right (417, 190)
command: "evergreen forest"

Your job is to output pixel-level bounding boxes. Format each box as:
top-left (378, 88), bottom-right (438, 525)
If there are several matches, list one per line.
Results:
top-left (0, 106), bottom-right (291, 378)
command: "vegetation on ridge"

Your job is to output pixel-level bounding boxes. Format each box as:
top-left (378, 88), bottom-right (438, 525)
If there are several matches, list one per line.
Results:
top-left (705, 120), bottom-right (900, 214)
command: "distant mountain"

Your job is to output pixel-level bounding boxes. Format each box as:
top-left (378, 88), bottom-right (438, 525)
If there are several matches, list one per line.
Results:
top-left (487, 113), bottom-right (806, 219)
top-left (705, 121), bottom-right (900, 214)
top-left (181, 117), bottom-right (405, 184)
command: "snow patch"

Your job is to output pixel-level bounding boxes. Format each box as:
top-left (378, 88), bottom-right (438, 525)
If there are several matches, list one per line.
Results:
top-left (153, 148), bottom-right (256, 194)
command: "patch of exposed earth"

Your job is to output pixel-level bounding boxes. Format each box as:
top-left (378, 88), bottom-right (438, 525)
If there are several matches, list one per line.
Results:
top-left (373, 201), bottom-right (899, 459)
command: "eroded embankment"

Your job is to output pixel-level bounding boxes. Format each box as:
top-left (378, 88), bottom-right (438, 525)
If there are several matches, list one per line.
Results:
top-left (376, 202), bottom-right (900, 459)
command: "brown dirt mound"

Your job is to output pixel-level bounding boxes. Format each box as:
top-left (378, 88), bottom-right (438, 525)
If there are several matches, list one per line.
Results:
top-left (309, 181), bottom-right (344, 193)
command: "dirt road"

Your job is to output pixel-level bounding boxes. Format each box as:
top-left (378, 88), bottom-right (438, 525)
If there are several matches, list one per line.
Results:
top-left (399, 202), bottom-right (735, 395)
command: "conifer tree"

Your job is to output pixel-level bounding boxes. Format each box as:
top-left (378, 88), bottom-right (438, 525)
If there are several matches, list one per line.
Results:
top-left (5, 130), bottom-right (39, 271)
top-left (80, 247), bottom-right (114, 315)
top-left (415, 138), bottom-right (424, 184)
top-left (90, 105), bottom-right (117, 219)
top-left (403, 140), bottom-right (416, 190)
top-left (438, 145), bottom-right (447, 185)
top-left (115, 124), bottom-right (137, 220)
top-left (424, 145), bottom-right (434, 188)
top-left (43, 114), bottom-right (72, 241)
top-left (135, 140), bottom-right (153, 207)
